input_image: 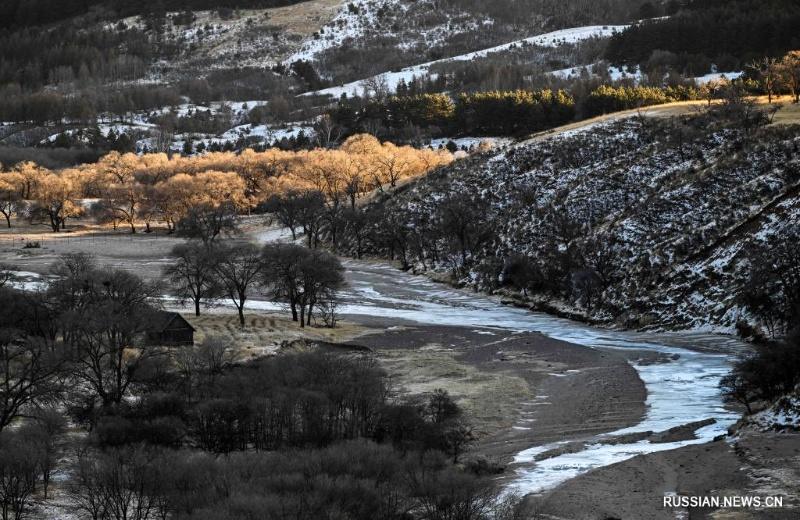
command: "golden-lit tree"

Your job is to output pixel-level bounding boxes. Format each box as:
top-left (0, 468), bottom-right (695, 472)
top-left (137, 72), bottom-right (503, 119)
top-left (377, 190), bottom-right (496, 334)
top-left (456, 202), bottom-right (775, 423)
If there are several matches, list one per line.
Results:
top-left (154, 173), bottom-right (199, 231)
top-left (13, 161), bottom-right (49, 199)
top-left (30, 172), bottom-right (83, 232)
top-left (341, 134), bottom-right (383, 206)
top-left (0, 173), bottom-right (24, 228)
top-left (152, 171), bottom-right (246, 230)
top-left (95, 152), bottom-right (147, 233)
top-left (11, 136), bottom-right (453, 232)
top-left (780, 51), bottom-right (800, 104)
top-left (750, 57), bottom-right (781, 104)
top-left (136, 152), bottom-right (174, 185)
top-left (192, 171), bottom-right (247, 210)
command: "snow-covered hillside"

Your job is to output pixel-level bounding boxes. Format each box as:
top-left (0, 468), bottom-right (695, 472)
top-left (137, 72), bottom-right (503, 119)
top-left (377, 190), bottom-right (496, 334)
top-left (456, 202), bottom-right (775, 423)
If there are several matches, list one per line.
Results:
top-left (284, 0), bottom-right (494, 66)
top-left (749, 394), bottom-right (800, 431)
top-left (42, 101), bottom-right (317, 155)
top-left (284, 0), bottom-right (403, 64)
top-left (550, 63), bottom-right (743, 85)
top-left (114, 3), bottom-right (345, 76)
top-left (306, 25), bottom-right (628, 98)
top-left (338, 108), bottom-right (800, 333)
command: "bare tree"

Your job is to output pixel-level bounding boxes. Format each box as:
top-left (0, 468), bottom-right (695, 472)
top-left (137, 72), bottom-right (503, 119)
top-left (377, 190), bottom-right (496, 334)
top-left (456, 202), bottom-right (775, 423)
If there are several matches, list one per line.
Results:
top-left (28, 409), bottom-right (64, 500)
top-left (213, 243), bottom-right (263, 327)
top-left (295, 191), bottom-right (326, 248)
top-left (0, 267), bottom-right (11, 289)
top-left (261, 244), bottom-right (344, 327)
top-left (0, 431), bottom-right (44, 520)
top-left (750, 57), bottom-right (781, 104)
top-left (260, 243), bottom-right (306, 323)
top-left (343, 208), bottom-right (369, 259)
top-left (297, 248), bottom-right (345, 326)
top-left (0, 326), bottom-right (63, 433)
top-left (59, 268), bottom-right (160, 407)
top-left (361, 75), bottom-right (390, 101)
top-left (436, 193), bottom-right (493, 270)
top-left (70, 447), bottom-right (165, 520)
top-left (313, 114), bottom-right (342, 149)
top-left (27, 173), bottom-right (82, 233)
top-left (571, 269), bottom-right (603, 314)
top-left (174, 335), bottom-right (234, 398)
top-left (164, 244), bottom-right (220, 316)
top-left (196, 336), bottom-right (234, 379)
top-left (720, 372), bottom-right (754, 414)
top-left (0, 180), bottom-right (21, 229)
top-left (260, 191), bottom-right (303, 240)
top-left (176, 202), bottom-right (238, 244)
top-left (714, 83), bottom-right (768, 133)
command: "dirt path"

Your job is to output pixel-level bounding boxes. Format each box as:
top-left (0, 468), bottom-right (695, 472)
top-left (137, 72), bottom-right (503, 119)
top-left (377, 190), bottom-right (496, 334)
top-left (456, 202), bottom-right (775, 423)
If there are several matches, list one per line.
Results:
top-left (520, 101), bottom-right (709, 145)
top-left (521, 96), bottom-right (800, 146)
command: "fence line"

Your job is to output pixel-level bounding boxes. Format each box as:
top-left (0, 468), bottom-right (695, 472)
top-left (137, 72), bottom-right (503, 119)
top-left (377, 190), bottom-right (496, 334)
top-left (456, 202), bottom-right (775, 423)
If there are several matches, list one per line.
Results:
top-left (0, 233), bottom-right (169, 249)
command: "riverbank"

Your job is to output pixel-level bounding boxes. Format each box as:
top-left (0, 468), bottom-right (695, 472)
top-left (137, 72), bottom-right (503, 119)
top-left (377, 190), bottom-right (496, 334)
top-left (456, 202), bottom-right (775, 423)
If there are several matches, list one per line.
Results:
top-left (348, 324), bottom-right (647, 465)
top-left (530, 428), bottom-right (800, 519)
top-left (4, 223), bottom-right (770, 518)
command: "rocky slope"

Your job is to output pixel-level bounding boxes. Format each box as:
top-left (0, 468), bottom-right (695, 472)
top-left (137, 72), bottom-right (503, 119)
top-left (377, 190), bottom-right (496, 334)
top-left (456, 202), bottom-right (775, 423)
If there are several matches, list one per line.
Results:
top-left (341, 105), bottom-right (800, 333)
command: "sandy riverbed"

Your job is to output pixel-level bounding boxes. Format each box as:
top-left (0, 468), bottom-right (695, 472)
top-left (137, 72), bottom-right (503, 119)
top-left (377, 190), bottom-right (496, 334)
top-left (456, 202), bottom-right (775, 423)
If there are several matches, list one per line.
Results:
top-left (349, 325), bottom-right (647, 464)
top-left (529, 429), bottom-right (800, 519)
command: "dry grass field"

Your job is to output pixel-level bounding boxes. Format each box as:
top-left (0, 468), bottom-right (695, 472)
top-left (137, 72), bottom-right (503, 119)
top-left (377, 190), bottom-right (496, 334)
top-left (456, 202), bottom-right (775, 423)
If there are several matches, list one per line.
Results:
top-left (184, 310), bottom-right (371, 361)
top-left (770, 97), bottom-right (800, 125)
top-left (263, 0), bottom-right (344, 35)
top-left (523, 96), bottom-right (800, 145)
top-left (376, 345), bottom-right (534, 437)
top-left (121, 0), bottom-right (348, 69)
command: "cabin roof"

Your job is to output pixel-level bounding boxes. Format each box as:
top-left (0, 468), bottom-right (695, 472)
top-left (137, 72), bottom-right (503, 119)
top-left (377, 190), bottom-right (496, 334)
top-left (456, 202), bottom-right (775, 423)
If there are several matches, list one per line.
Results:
top-left (149, 311), bottom-right (195, 333)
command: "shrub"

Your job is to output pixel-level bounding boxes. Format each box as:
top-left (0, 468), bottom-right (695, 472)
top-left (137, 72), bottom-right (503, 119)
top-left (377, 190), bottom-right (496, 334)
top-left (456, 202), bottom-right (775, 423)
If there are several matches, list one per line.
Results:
top-left (722, 333), bottom-right (800, 412)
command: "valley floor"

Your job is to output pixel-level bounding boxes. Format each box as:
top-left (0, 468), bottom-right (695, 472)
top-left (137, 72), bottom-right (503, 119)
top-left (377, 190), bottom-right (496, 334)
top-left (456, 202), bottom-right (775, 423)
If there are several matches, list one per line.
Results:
top-left (3, 221), bottom-right (798, 519)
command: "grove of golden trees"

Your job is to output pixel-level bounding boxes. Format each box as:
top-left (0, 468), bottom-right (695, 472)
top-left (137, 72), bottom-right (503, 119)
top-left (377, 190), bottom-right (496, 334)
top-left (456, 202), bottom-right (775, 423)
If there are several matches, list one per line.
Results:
top-left (0, 135), bottom-right (452, 233)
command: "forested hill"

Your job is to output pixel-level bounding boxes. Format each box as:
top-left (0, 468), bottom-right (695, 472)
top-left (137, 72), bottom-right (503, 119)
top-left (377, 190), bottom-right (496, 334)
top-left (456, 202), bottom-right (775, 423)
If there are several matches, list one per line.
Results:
top-left (334, 102), bottom-right (800, 336)
top-left (0, 0), bottom-right (306, 29)
top-left (606, 0), bottom-right (800, 74)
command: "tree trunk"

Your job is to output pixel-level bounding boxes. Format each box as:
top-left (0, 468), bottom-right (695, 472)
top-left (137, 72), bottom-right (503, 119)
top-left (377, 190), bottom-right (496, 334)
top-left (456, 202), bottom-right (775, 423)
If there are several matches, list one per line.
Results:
top-left (3, 214), bottom-right (9, 228)
top-left (195, 298), bottom-right (201, 317)
top-left (238, 305), bottom-right (245, 327)
top-left (299, 304), bottom-right (305, 328)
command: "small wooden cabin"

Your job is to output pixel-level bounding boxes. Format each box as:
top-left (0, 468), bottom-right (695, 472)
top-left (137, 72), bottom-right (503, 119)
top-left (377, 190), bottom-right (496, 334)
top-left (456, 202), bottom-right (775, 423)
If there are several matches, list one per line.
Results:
top-left (146, 311), bottom-right (195, 346)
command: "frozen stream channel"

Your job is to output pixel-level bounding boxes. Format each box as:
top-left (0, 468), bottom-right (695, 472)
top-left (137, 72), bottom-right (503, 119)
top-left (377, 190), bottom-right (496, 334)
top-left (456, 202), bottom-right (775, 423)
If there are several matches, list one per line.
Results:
top-left (253, 230), bottom-right (745, 495)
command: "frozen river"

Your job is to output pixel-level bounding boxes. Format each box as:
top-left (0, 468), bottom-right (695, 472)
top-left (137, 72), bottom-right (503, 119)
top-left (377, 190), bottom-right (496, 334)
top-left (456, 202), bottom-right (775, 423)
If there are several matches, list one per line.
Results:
top-left (251, 231), bottom-right (745, 495)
